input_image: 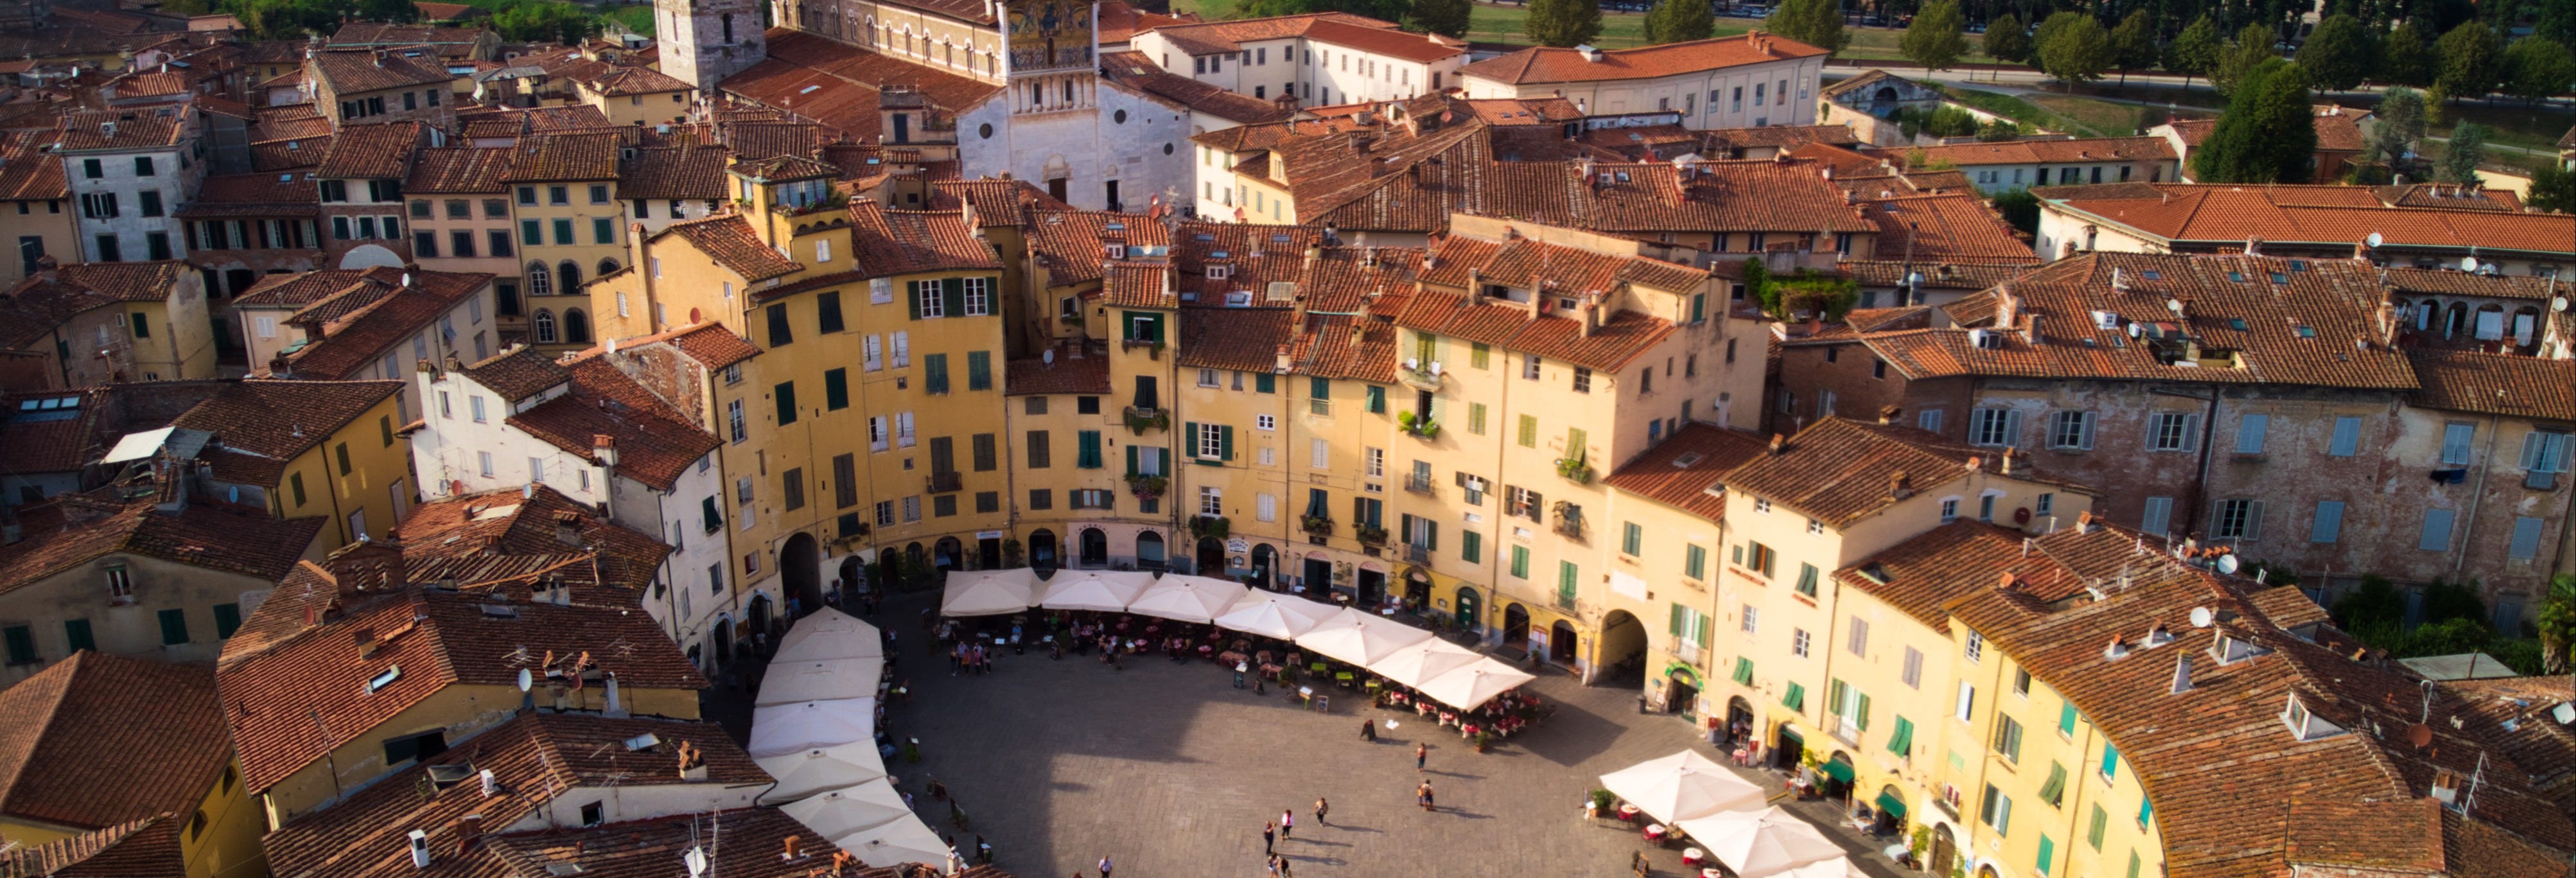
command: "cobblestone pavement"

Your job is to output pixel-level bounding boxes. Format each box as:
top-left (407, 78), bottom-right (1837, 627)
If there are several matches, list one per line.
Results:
top-left (791, 594), bottom-right (1911, 878)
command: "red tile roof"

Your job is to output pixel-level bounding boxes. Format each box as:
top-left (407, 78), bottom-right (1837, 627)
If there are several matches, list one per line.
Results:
top-left (505, 358), bottom-right (722, 491)
top-left (0, 388), bottom-right (107, 476)
top-left (175, 172), bottom-right (322, 218)
top-left (259, 714), bottom-right (765, 878)
top-left (498, 130), bottom-right (628, 181)
top-left (1177, 306), bottom-right (1296, 373)
top-left (658, 215), bottom-right (803, 282)
top-left (309, 49), bottom-right (453, 94)
top-left (2405, 349), bottom-right (2576, 423)
top-left (1006, 345), bottom-right (1112, 395)
top-left (0, 130), bottom-right (68, 200)
top-left (617, 143), bottom-right (731, 200)
top-left (55, 109), bottom-right (186, 152)
top-left (0, 652), bottom-right (229, 832)
top-left (848, 204), bottom-right (1003, 276)
top-left (170, 379), bottom-right (405, 484)
top-left (2380, 267), bottom-right (2566, 301)
top-left (1389, 288), bottom-right (1676, 373)
top-left (269, 272), bottom-right (493, 382)
top-left (405, 147), bottom-right (516, 193)
top-left (0, 277), bottom-right (123, 351)
top-left (315, 121), bottom-right (426, 179)
top-left (1097, 51), bottom-right (1296, 127)
top-left (1028, 210), bottom-right (1176, 288)
top-left (1888, 136), bottom-right (2174, 168)
top-left (0, 500), bottom-right (324, 599)
top-left (1602, 423), bottom-right (1773, 520)
top-left (458, 346), bottom-right (569, 401)
top-left (51, 261), bottom-right (189, 303)
top-left (614, 320), bottom-right (762, 370)
top-left (453, 808), bottom-right (895, 878)
top-left (583, 65), bottom-right (692, 96)
top-left (392, 484), bottom-right (672, 597)
top-left (1859, 193), bottom-right (2039, 265)
top-left (0, 814), bottom-right (188, 878)
top-left (1721, 416), bottom-right (2087, 527)
top-left (1460, 31), bottom-right (1827, 85)
top-left (2037, 182), bottom-right (2576, 256)
top-left (719, 30), bottom-right (1001, 140)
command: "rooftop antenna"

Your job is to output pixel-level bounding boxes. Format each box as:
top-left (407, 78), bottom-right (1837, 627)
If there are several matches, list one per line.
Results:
top-left (2462, 751), bottom-right (2487, 818)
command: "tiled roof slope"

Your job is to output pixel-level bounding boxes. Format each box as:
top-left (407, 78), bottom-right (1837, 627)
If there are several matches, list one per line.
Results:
top-left (1859, 193), bottom-right (2039, 264)
top-left (1839, 520), bottom-right (2576, 877)
top-left (499, 131), bottom-right (627, 181)
top-left (1177, 306), bottom-right (1296, 373)
top-left (2380, 267), bottom-right (2565, 301)
top-left (394, 484), bottom-right (674, 596)
top-left (0, 652), bottom-right (229, 831)
top-left (1460, 31), bottom-right (1827, 84)
top-left (259, 714), bottom-right (765, 878)
top-left (1098, 51), bottom-right (1296, 126)
top-left (458, 346), bottom-right (569, 401)
top-left (617, 143), bottom-right (731, 200)
top-left (2437, 676), bottom-right (2575, 818)
top-left (176, 172), bottom-right (322, 218)
top-left (309, 50), bottom-right (450, 94)
top-left (1390, 288), bottom-right (1674, 373)
top-left (2033, 182), bottom-right (2576, 254)
top-left (315, 121), bottom-right (425, 179)
top-left (848, 203), bottom-right (1001, 276)
top-left (1721, 416), bottom-right (2089, 527)
top-left (236, 267), bottom-right (405, 308)
top-left (171, 379), bottom-right (403, 483)
top-left (1005, 346), bottom-right (1111, 395)
top-left (1028, 210), bottom-right (1175, 287)
top-left (1888, 136), bottom-right (2174, 167)
top-left (405, 147), bottom-right (516, 193)
top-left (719, 29), bottom-right (1000, 140)
top-left (0, 130), bottom-right (69, 200)
top-left (1852, 253), bottom-right (2420, 390)
top-left (0, 814), bottom-right (187, 878)
top-left (451, 808), bottom-right (911, 878)
top-left (0, 501), bottom-right (323, 598)
top-left (270, 272), bottom-right (491, 381)
top-left (506, 358), bottom-right (722, 491)
top-left (2405, 349), bottom-right (2576, 423)
top-left (658, 215), bottom-right (803, 281)
top-left (218, 583), bottom-right (706, 794)
top-left (1602, 423), bottom-right (1773, 520)
top-left (0, 387), bottom-right (107, 475)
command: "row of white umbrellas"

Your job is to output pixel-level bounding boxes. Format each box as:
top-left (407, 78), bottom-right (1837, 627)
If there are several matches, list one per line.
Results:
top-left (1599, 751), bottom-right (1866, 878)
top-left (749, 608), bottom-right (955, 870)
top-left (941, 569), bottom-right (1535, 710)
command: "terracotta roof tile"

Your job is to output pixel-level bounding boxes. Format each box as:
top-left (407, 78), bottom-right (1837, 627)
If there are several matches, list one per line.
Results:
top-left (1006, 346), bottom-right (1112, 395)
top-left (259, 714), bottom-right (763, 878)
top-left (1389, 288), bottom-right (1674, 373)
top-left (1290, 312), bottom-right (1398, 382)
top-left (1859, 193), bottom-right (2038, 265)
top-left (2405, 349), bottom-right (2576, 422)
top-left (1723, 416), bottom-right (2088, 527)
top-left (459, 347), bottom-right (570, 401)
top-left (308, 50), bottom-right (451, 94)
top-left (451, 808), bottom-right (888, 878)
top-left (1100, 261), bottom-right (1175, 309)
top-left (504, 358), bottom-right (722, 491)
top-left (2380, 267), bottom-right (2564, 301)
top-left (51, 261), bottom-right (188, 303)
top-left (1460, 32), bottom-right (1827, 85)
top-left (718, 30), bottom-right (1001, 140)
top-left (0, 653), bottom-right (229, 831)
top-left (617, 143), bottom-right (730, 200)
top-left (617, 321), bottom-right (761, 370)
top-left (1177, 307), bottom-right (1296, 373)
top-left (252, 135), bottom-right (331, 171)
top-left (392, 484), bottom-right (672, 597)
top-left (0, 277), bottom-right (122, 351)
top-left (404, 147), bottom-right (516, 193)
top-left (1889, 136), bottom-right (2174, 168)
top-left (55, 109), bottom-right (186, 152)
top-left (170, 379), bottom-right (405, 483)
top-left (0, 814), bottom-right (187, 878)
top-left (848, 204), bottom-right (1003, 276)
top-left (0, 501), bottom-right (324, 599)
top-left (175, 171), bottom-right (321, 218)
top-left (0, 388), bottom-right (107, 476)
top-left (1098, 51), bottom-right (1296, 126)
top-left (1028, 210), bottom-right (1175, 288)
top-left (584, 65), bottom-right (691, 96)
top-left (0, 130), bottom-right (67, 200)
top-left (268, 273), bottom-right (493, 381)
top-left (498, 131), bottom-right (628, 181)
top-left (2037, 182), bottom-right (2576, 256)
top-left (1141, 12), bottom-right (1401, 53)
top-left (234, 267), bottom-right (406, 309)
top-left (659, 215), bottom-right (803, 282)
top-left (1602, 423), bottom-right (1772, 520)
top-left (315, 121), bottom-right (426, 179)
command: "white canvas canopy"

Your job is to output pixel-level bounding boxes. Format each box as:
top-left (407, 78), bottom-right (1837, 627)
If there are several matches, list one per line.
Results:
top-left (1599, 750), bottom-right (1768, 825)
top-left (1125, 574), bottom-right (1249, 623)
top-left (1295, 608), bottom-right (1435, 666)
top-left (940, 568), bottom-right (1044, 617)
top-left (756, 741), bottom-right (888, 804)
top-left (1773, 857), bottom-right (1867, 878)
top-left (836, 814), bottom-right (952, 868)
top-left (1412, 658), bottom-right (1537, 711)
top-left (1366, 639), bottom-right (1483, 689)
top-left (747, 698), bottom-right (877, 759)
top-left (755, 656), bottom-right (886, 707)
top-left (773, 608), bottom-right (884, 662)
top-left (779, 778), bottom-right (914, 839)
top-left (1213, 592), bottom-right (1339, 639)
top-left (1675, 807), bottom-right (1845, 878)
top-left (1038, 569), bottom-right (1157, 612)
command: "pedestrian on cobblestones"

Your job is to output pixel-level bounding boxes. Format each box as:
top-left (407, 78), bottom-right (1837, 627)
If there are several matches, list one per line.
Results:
top-left (1415, 742), bottom-right (1428, 772)
top-left (1360, 719), bottom-right (1376, 742)
top-left (1314, 796), bottom-right (1328, 825)
top-left (1098, 856), bottom-right (1114, 877)
top-left (1280, 809), bottom-right (1293, 839)
top-left (1263, 821), bottom-right (1275, 854)
top-left (1266, 854), bottom-right (1282, 876)
top-left (1418, 780), bottom-right (1436, 812)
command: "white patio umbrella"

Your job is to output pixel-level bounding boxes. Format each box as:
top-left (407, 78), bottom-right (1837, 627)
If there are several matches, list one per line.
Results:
top-left (1296, 607), bottom-right (1435, 666)
top-left (1367, 638), bottom-right (1483, 689)
top-left (755, 656), bottom-right (886, 707)
top-left (1775, 857), bottom-right (1868, 878)
top-left (1599, 750), bottom-right (1768, 824)
top-left (836, 815), bottom-right (952, 868)
top-left (1125, 574), bottom-right (1249, 623)
top-left (1213, 592), bottom-right (1339, 639)
top-left (773, 608), bottom-right (883, 662)
top-left (748, 697), bottom-right (877, 759)
top-left (757, 740), bottom-right (888, 804)
top-left (1414, 658), bottom-right (1538, 712)
top-left (1038, 569), bottom-right (1157, 612)
top-left (940, 568), bottom-right (1043, 617)
top-left (779, 778), bottom-right (913, 839)
top-left (1676, 806), bottom-right (1846, 878)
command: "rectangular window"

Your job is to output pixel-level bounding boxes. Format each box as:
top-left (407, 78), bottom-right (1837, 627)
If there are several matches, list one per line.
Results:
top-left (2329, 416), bottom-right (2362, 457)
top-left (1026, 431), bottom-right (1051, 468)
top-left (2140, 496), bottom-right (2173, 534)
top-left (1684, 544), bottom-right (1707, 580)
top-left (824, 368), bottom-right (849, 410)
top-left (2510, 516), bottom-right (2546, 560)
top-left (552, 218), bottom-right (574, 245)
top-left (2212, 498), bottom-right (2261, 540)
top-left (1518, 414), bottom-right (1537, 448)
top-left (3, 625), bottom-right (33, 663)
top-left (775, 381), bottom-right (798, 426)
top-left (1994, 715), bottom-right (2023, 762)
top-left (157, 608), bottom-right (190, 645)
top-left (816, 292), bottom-right (844, 333)
top-left (924, 353), bottom-right (949, 393)
top-left (1508, 545), bottom-right (1530, 579)
top-left (2149, 412), bottom-right (2196, 452)
top-left (1077, 430), bottom-right (1103, 468)
top-left (2234, 414), bottom-right (2269, 453)
top-left (1901, 646), bottom-right (1923, 688)
top-left (1847, 616), bottom-right (1869, 656)
top-left (2523, 431), bottom-right (2573, 473)
top-left (1968, 407), bottom-right (2020, 446)
top-left (2419, 507), bottom-right (2455, 551)
top-left (2310, 501), bottom-right (2345, 543)
top-left (1794, 563), bottom-right (1819, 597)
top-left (2440, 423), bottom-right (2476, 465)
top-left (2049, 411), bottom-right (2095, 450)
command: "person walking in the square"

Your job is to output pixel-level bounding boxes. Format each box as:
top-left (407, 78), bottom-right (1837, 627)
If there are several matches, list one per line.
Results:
top-left (1417, 780), bottom-right (1437, 812)
top-left (1360, 719), bottom-right (1376, 742)
top-left (1415, 742), bottom-right (1428, 772)
top-left (1098, 856), bottom-right (1113, 878)
top-left (1313, 796), bottom-right (1329, 826)
top-left (1262, 821), bottom-right (1275, 854)
top-left (1279, 808), bottom-right (1294, 839)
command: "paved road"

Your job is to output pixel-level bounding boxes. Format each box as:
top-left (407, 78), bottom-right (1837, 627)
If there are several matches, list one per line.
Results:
top-left (833, 593), bottom-right (1913, 878)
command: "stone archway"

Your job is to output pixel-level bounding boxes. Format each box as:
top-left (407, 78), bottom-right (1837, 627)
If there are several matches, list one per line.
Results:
top-left (933, 536), bottom-right (963, 570)
top-left (1196, 536), bottom-right (1223, 575)
top-left (780, 532), bottom-right (821, 617)
top-left (1249, 543), bottom-right (1275, 589)
top-left (1030, 529), bottom-right (1059, 572)
top-left (1548, 619), bottom-right (1577, 665)
top-left (1598, 610), bottom-right (1647, 685)
top-left (1502, 604), bottom-right (1530, 647)
top-left (1453, 587), bottom-right (1480, 632)
top-left (1078, 528), bottom-right (1107, 566)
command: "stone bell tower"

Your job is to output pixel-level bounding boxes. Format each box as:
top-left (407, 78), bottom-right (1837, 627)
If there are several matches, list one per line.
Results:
top-left (656, 0), bottom-right (767, 92)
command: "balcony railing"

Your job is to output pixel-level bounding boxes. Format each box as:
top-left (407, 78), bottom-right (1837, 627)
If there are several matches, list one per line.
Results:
top-left (1403, 473), bottom-right (1435, 495)
top-left (1398, 364), bottom-right (1443, 392)
top-left (1355, 525), bottom-right (1389, 546)
top-left (1552, 516), bottom-right (1584, 541)
top-left (1667, 640), bottom-right (1705, 666)
top-left (1404, 543), bottom-right (1431, 563)
top-left (926, 471), bottom-right (962, 493)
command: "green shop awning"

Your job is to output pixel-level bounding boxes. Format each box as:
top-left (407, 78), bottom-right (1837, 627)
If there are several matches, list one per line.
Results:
top-left (1875, 791), bottom-right (1907, 821)
top-left (1821, 758), bottom-right (1855, 784)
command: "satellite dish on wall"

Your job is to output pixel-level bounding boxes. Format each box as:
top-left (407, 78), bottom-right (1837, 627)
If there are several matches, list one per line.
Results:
top-left (2188, 606), bottom-right (2214, 628)
top-left (2553, 702), bottom-right (2575, 724)
top-left (2461, 256), bottom-right (2480, 271)
top-left (2552, 297), bottom-right (2569, 313)
top-left (2215, 555), bottom-right (2240, 575)
top-left (2365, 232), bottom-right (2383, 248)
top-left (518, 668), bottom-right (534, 692)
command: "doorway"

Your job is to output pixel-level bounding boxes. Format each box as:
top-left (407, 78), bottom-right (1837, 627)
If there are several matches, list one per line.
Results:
top-left (1548, 620), bottom-right (1577, 665)
top-left (1663, 668), bottom-right (1701, 717)
top-left (977, 536), bottom-right (1001, 570)
top-left (1047, 177), bottom-right (1068, 203)
top-left (748, 594), bottom-right (773, 647)
top-left (1931, 825), bottom-right (1957, 875)
top-left (1030, 529), bottom-right (1058, 572)
top-left (779, 532), bottom-right (821, 615)
top-left (1402, 570), bottom-right (1430, 611)
top-left (1136, 531), bottom-right (1166, 569)
top-left (933, 536), bottom-right (963, 570)
top-left (713, 615), bottom-right (734, 665)
top-left (1105, 179), bottom-right (1121, 212)
top-left (1774, 725), bottom-right (1805, 771)
top-left (1502, 604), bottom-right (1530, 647)
top-left (1356, 566), bottom-right (1386, 608)
top-left (1079, 528), bottom-right (1107, 566)
top-left (1249, 543), bottom-right (1275, 589)
top-left (1598, 610), bottom-right (1647, 684)
top-left (1726, 696), bottom-right (1755, 747)
top-left (1303, 556), bottom-right (1332, 595)
top-left (1453, 588), bottom-right (1480, 632)
top-left (1196, 536), bottom-right (1224, 575)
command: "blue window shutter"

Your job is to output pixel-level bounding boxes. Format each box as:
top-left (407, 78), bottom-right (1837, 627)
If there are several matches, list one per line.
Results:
top-left (2309, 501), bottom-right (2344, 543)
top-left (906, 281), bottom-right (922, 319)
top-left (2419, 508), bottom-right (2455, 551)
top-left (1220, 425), bottom-right (1234, 461)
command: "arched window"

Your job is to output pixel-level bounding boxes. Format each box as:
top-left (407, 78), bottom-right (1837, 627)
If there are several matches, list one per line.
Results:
top-left (557, 261), bottom-right (581, 295)
top-left (563, 308), bottom-right (591, 344)
top-left (1078, 528), bottom-right (1107, 566)
top-left (532, 309), bottom-right (558, 343)
top-left (527, 260), bottom-right (552, 297)
top-left (1136, 531), bottom-right (1166, 566)
top-left (597, 258), bottom-right (620, 277)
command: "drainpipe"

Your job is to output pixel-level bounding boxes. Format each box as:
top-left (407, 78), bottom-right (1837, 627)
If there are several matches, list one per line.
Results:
top-left (2451, 411), bottom-right (2502, 579)
top-left (2176, 389), bottom-right (2221, 539)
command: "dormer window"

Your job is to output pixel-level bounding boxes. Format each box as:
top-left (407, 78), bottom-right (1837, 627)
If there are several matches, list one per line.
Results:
top-left (2281, 694), bottom-right (2345, 741)
top-left (1207, 265), bottom-right (1231, 280)
top-left (2144, 624), bottom-right (2175, 647)
top-left (105, 565), bottom-right (133, 604)
top-left (2211, 631), bottom-right (2270, 665)
top-left (1106, 243), bottom-right (1127, 259)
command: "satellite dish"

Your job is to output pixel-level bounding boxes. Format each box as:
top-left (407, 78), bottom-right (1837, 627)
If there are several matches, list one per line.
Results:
top-left (517, 668), bottom-right (534, 692)
top-left (2188, 606), bottom-right (2214, 628)
top-left (1041, 348), bottom-right (1055, 364)
top-left (2554, 702), bottom-right (2575, 724)
top-left (2406, 723), bottom-right (2435, 749)
top-left (2460, 256), bottom-right (2480, 271)
top-left (2365, 232), bottom-right (2383, 248)
top-left (2165, 298), bottom-right (2184, 315)
top-left (2215, 555), bottom-right (2240, 575)
top-left (2552, 297), bottom-right (2569, 313)
top-left (685, 846), bottom-right (710, 878)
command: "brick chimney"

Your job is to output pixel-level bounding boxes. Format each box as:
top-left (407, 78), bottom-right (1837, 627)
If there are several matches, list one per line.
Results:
top-left (324, 537), bottom-right (407, 598)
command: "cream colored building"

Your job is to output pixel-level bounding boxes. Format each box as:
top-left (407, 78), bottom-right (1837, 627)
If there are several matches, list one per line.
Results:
top-left (1457, 33), bottom-right (1828, 128)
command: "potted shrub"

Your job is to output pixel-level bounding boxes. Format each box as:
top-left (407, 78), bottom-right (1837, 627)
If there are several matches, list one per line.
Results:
top-left (1355, 525), bottom-right (1389, 545)
top-left (1589, 788), bottom-right (1618, 818)
top-left (1473, 730), bottom-right (1493, 753)
top-left (1398, 410), bottom-right (1439, 439)
top-left (1125, 473), bottom-right (1167, 500)
top-left (1554, 456), bottom-right (1593, 484)
top-left (1301, 514), bottom-right (1333, 535)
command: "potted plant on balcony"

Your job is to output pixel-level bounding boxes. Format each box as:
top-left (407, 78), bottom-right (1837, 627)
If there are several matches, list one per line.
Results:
top-left (1125, 473), bottom-right (1167, 502)
top-left (1355, 525), bottom-right (1389, 545)
top-left (1554, 456), bottom-right (1593, 484)
top-left (1301, 514), bottom-right (1333, 535)
top-left (1398, 410), bottom-right (1439, 439)
top-left (1189, 515), bottom-right (1231, 540)
top-left (1123, 407), bottom-right (1169, 435)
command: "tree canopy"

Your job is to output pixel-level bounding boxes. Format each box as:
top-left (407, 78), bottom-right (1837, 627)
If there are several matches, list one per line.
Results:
top-left (2500, 37), bottom-right (2576, 104)
top-left (1643, 0), bottom-right (1715, 45)
top-left (1764, 0), bottom-right (1847, 55)
top-left (2379, 21), bottom-right (2435, 87)
top-left (1981, 13), bottom-right (2029, 64)
top-left (2293, 13), bottom-right (2372, 92)
top-left (2432, 21), bottom-right (2504, 99)
top-left (1898, 0), bottom-right (1968, 72)
top-left (1523, 0), bottom-right (1602, 47)
top-left (2162, 16), bottom-right (2221, 90)
top-left (1405, 0), bottom-right (1471, 39)
top-left (2434, 121), bottom-right (2487, 184)
top-left (2109, 10), bottom-right (2157, 84)
top-left (2209, 22), bottom-right (2278, 96)
top-left (2191, 57), bottom-right (2315, 184)
top-left (2033, 12), bottom-right (2112, 88)
top-left (2368, 86), bottom-right (2428, 170)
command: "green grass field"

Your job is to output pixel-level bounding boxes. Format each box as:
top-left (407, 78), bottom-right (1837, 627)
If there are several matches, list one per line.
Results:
top-left (602, 4), bottom-right (654, 36)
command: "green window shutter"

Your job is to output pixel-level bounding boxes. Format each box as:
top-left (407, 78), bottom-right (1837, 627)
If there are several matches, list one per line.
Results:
top-left (1256, 373), bottom-right (1275, 393)
top-left (4, 626), bottom-right (33, 663)
top-left (1518, 415), bottom-right (1536, 448)
top-left (1887, 716), bottom-right (1914, 755)
top-left (1732, 657), bottom-right (1755, 685)
top-left (2037, 835), bottom-right (2055, 877)
top-left (1857, 693), bottom-right (1871, 730)
top-left (1425, 521), bottom-right (1437, 550)
top-left (1690, 293), bottom-right (1706, 323)
top-left (1182, 421), bottom-right (1200, 455)
top-left (1782, 681), bottom-right (1805, 711)
top-left (1669, 603), bottom-right (1686, 637)
top-left (1622, 522), bottom-right (1642, 555)
top-left (906, 281), bottom-right (922, 319)
top-left (1126, 445), bottom-right (1139, 476)
top-left (1150, 313), bottom-right (1165, 343)
top-left (2060, 699), bottom-right (2078, 735)
top-left (1077, 431), bottom-right (1102, 468)
top-left (967, 351), bottom-right (992, 390)
top-left (943, 277), bottom-right (966, 316)
top-left (775, 381), bottom-right (798, 425)
top-left (1828, 679), bottom-right (1847, 715)
top-left (1685, 544), bottom-right (1707, 579)
top-left (1461, 530), bottom-right (1480, 563)
top-left (1468, 402), bottom-right (1486, 435)
top-left (1220, 425), bottom-right (1234, 460)
top-left (1509, 545), bottom-right (1529, 578)
top-left (157, 608), bottom-right (189, 645)
top-left (291, 473), bottom-right (306, 506)
top-left (1695, 615), bottom-right (1710, 645)
top-left (1557, 560), bottom-right (1577, 600)
top-left (593, 216), bottom-right (614, 243)
top-left (552, 218), bottom-right (573, 244)
top-left (1367, 385), bottom-right (1385, 414)
top-left (63, 619), bottom-right (93, 652)
top-left (213, 603), bottom-right (242, 638)
top-left (2102, 742), bottom-right (2119, 780)
top-left (2088, 805), bottom-right (2108, 850)
top-left (924, 353), bottom-right (948, 393)
top-left (1567, 427), bottom-right (1588, 462)
top-left (2038, 761), bottom-right (2069, 807)
top-left (824, 369), bottom-right (848, 410)
top-left (520, 219), bottom-right (540, 245)
top-left (702, 497), bottom-right (721, 531)
top-left (1310, 376), bottom-right (1329, 399)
